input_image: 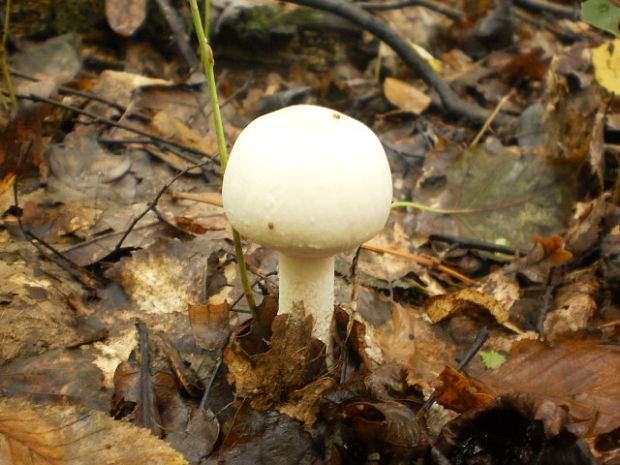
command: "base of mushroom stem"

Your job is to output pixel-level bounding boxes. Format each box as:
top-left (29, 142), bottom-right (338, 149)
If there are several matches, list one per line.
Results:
top-left (277, 252), bottom-right (335, 347)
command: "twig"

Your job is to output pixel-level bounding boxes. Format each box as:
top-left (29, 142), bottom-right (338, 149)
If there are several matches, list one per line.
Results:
top-left (136, 320), bottom-right (160, 435)
top-left (282, 0), bottom-right (511, 125)
top-left (12, 183), bottom-right (105, 289)
top-left (469, 89), bottom-right (515, 148)
top-left (0, 89), bottom-right (217, 165)
top-left (10, 67), bottom-right (127, 113)
top-left (417, 326), bottom-right (490, 415)
top-left (429, 233), bottom-right (526, 256)
top-left (358, 0), bottom-right (461, 21)
top-left (361, 243), bottom-right (481, 286)
top-left (114, 160), bottom-right (211, 251)
top-left (512, 0), bottom-right (578, 19)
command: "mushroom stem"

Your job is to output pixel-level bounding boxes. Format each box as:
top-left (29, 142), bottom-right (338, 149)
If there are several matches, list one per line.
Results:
top-left (278, 252), bottom-right (334, 346)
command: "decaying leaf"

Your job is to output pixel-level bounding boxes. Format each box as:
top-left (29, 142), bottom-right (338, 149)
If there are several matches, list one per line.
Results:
top-left (371, 304), bottom-right (456, 392)
top-left (225, 308), bottom-right (326, 409)
top-left (0, 397), bottom-right (188, 465)
top-left (435, 366), bottom-right (494, 412)
top-left (481, 340), bottom-right (620, 437)
top-left (205, 402), bottom-right (319, 465)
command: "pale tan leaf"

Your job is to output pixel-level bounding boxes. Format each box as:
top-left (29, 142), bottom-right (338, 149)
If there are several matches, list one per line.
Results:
top-left (0, 398), bottom-right (188, 465)
top-left (383, 77), bottom-right (431, 115)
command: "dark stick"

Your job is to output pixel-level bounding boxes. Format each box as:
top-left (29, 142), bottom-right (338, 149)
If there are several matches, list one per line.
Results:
top-left (358, 0), bottom-right (461, 21)
top-left (430, 233), bottom-right (528, 256)
top-left (512, 0), bottom-right (578, 19)
top-left (153, 0), bottom-right (200, 69)
top-left (136, 320), bottom-right (160, 435)
top-left (282, 0), bottom-right (511, 125)
top-left (417, 326), bottom-right (490, 415)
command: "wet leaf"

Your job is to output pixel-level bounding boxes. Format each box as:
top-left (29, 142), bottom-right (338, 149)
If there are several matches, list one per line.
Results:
top-left (205, 403), bottom-right (319, 465)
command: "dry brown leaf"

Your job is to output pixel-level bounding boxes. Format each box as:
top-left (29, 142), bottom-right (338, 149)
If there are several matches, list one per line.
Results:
top-left (544, 268), bottom-right (600, 342)
top-left (189, 303), bottom-right (231, 351)
top-left (425, 288), bottom-right (509, 325)
top-left (436, 366), bottom-right (494, 412)
top-left (383, 77), bottom-right (432, 115)
top-left (0, 397), bottom-right (187, 465)
top-left (224, 309), bottom-right (325, 409)
top-left (481, 340), bottom-right (620, 437)
top-left (372, 304), bottom-right (455, 392)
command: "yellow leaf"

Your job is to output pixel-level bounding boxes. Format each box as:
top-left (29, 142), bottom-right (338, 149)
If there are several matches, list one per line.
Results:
top-left (593, 39), bottom-right (620, 94)
top-left (409, 41), bottom-right (444, 73)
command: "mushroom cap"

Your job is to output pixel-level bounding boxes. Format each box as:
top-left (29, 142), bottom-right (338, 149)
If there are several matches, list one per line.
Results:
top-left (222, 104), bottom-right (393, 258)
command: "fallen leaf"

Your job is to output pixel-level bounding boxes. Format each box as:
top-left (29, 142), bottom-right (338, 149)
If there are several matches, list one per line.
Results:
top-left (0, 397), bottom-right (188, 465)
top-left (435, 366), bottom-right (494, 412)
top-left (425, 288), bottom-right (510, 325)
top-left (383, 77), bottom-right (432, 115)
top-left (481, 340), bottom-right (620, 437)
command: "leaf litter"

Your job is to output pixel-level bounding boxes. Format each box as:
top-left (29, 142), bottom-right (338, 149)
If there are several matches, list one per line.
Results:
top-left (1, 0), bottom-right (620, 463)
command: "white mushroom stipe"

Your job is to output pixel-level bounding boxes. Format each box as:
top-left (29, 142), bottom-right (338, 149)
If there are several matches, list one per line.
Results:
top-left (222, 104), bottom-right (393, 347)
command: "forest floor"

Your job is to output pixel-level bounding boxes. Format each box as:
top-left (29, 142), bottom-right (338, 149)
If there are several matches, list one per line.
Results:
top-left (1, 0), bottom-right (619, 464)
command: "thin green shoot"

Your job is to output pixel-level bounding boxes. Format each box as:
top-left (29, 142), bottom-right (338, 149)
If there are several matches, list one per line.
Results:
top-left (188, 0), bottom-right (257, 315)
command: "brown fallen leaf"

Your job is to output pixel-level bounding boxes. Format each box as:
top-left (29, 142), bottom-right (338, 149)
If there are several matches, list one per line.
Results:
top-left (225, 307), bottom-right (325, 410)
top-left (481, 340), bottom-right (620, 437)
top-left (425, 288), bottom-right (510, 326)
top-left (0, 397), bottom-right (187, 465)
top-left (435, 366), bottom-right (494, 412)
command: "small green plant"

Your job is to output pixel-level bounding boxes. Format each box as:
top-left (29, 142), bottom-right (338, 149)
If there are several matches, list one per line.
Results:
top-left (188, 0), bottom-right (257, 315)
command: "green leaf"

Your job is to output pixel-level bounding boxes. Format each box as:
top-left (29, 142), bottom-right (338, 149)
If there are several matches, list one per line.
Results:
top-left (583, 0), bottom-right (620, 37)
top-left (479, 350), bottom-right (507, 369)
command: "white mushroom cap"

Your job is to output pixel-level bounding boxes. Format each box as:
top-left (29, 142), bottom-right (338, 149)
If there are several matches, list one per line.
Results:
top-left (222, 104), bottom-right (393, 257)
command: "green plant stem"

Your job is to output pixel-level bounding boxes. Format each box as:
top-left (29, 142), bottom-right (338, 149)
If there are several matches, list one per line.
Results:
top-left (391, 201), bottom-right (478, 214)
top-left (204, 0), bottom-right (211, 43)
top-left (188, 0), bottom-right (257, 315)
top-left (1, 0), bottom-right (16, 109)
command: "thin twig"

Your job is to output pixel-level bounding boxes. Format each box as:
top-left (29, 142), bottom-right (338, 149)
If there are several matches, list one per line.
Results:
top-left (0, 89), bottom-right (217, 165)
top-left (469, 89), bottom-right (515, 148)
top-left (13, 182), bottom-right (105, 289)
top-left (358, 0), bottom-right (461, 20)
top-left (429, 233), bottom-right (526, 256)
top-left (361, 243), bottom-right (481, 286)
top-left (114, 160), bottom-right (211, 251)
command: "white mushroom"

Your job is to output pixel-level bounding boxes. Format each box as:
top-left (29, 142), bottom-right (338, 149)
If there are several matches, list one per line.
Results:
top-left (222, 104), bottom-right (392, 347)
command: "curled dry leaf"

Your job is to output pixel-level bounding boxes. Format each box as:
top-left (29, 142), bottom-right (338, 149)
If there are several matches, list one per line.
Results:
top-left (0, 397), bottom-right (188, 465)
top-left (425, 288), bottom-right (509, 326)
